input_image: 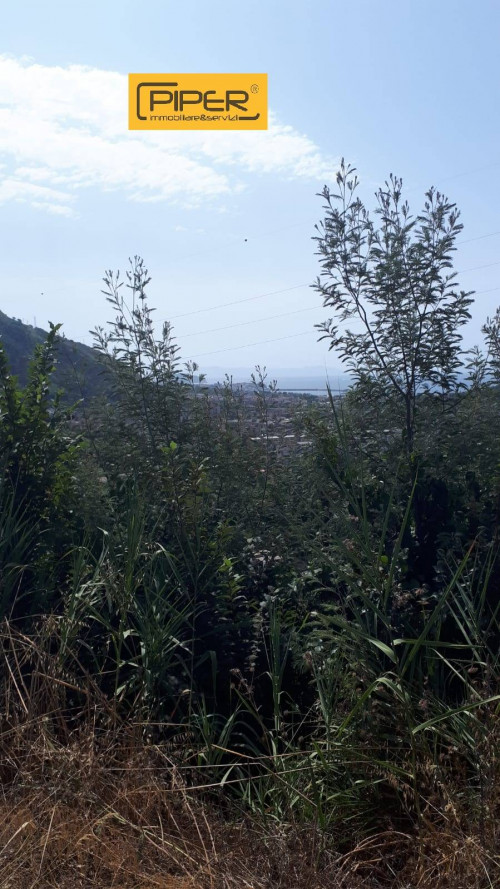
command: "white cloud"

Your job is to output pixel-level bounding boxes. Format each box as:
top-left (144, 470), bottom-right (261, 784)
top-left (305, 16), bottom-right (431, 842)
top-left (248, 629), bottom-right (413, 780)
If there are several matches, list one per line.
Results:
top-left (0, 55), bottom-right (338, 216)
top-left (0, 177), bottom-right (77, 216)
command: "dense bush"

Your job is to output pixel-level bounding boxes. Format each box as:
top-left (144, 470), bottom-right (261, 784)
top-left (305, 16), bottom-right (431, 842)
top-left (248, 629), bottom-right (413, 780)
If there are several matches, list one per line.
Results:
top-left (1, 171), bottom-right (500, 882)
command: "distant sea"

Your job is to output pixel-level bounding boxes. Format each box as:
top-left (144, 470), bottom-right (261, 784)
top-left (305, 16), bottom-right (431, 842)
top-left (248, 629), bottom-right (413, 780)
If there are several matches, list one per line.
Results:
top-left (201, 366), bottom-right (351, 396)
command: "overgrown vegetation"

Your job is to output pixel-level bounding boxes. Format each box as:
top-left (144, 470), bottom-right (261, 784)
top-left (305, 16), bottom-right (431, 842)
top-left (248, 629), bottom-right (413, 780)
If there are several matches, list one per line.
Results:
top-left (1, 167), bottom-right (499, 887)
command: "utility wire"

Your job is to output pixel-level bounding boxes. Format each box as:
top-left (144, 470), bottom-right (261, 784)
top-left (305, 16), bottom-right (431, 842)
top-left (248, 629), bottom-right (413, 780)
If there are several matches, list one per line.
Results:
top-left (459, 230), bottom-right (500, 246)
top-left (178, 303), bottom-right (323, 338)
top-left (186, 329), bottom-right (313, 360)
top-left (459, 259), bottom-right (500, 274)
top-left (170, 283), bottom-right (309, 319)
top-left (174, 260), bottom-right (500, 329)
top-left (184, 283), bottom-right (500, 359)
top-left (177, 286), bottom-right (500, 341)
top-left (37, 251), bottom-right (500, 310)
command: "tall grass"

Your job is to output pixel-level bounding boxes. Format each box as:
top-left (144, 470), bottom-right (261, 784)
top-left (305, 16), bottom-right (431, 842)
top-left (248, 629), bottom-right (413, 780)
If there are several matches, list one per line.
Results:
top-left (1, 314), bottom-right (500, 886)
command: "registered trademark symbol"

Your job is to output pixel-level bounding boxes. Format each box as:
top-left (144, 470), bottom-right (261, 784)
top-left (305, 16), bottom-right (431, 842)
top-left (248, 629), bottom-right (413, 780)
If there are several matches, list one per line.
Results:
top-left (251, 84), bottom-right (259, 93)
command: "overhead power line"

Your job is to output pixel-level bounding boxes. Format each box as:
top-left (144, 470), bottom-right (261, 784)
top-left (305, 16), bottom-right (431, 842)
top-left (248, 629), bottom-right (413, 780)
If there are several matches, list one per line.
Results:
top-left (174, 263), bottom-right (500, 333)
top-left (178, 304), bottom-right (324, 339)
top-left (186, 330), bottom-right (313, 360)
top-left (33, 214), bottom-right (500, 318)
top-left (178, 286), bottom-right (500, 343)
top-left (459, 259), bottom-right (500, 274)
top-left (459, 229), bottom-right (500, 246)
top-left (183, 284), bottom-right (500, 359)
top-left (170, 283), bottom-right (309, 319)
top-left (473, 286), bottom-right (500, 296)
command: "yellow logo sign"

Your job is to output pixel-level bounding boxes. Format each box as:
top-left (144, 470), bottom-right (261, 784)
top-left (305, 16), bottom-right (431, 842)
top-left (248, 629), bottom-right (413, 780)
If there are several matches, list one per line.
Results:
top-left (129, 74), bottom-right (268, 130)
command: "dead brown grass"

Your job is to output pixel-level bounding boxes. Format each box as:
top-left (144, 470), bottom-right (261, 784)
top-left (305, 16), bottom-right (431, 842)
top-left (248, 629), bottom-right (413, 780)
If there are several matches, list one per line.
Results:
top-left (0, 714), bottom-right (343, 889)
top-left (0, 624), bottom-right (498, 889)
top-left (1, 715), bottom-right (498, 889)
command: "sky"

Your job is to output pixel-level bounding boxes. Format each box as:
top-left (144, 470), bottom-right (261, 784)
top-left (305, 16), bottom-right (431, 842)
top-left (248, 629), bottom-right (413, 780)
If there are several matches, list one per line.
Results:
top-left (1, 0), bottom-right (500, 380)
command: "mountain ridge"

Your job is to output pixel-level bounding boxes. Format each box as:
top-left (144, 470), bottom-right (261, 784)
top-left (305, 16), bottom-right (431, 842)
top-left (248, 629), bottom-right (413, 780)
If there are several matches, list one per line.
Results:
top-left (0, 309), bottom-right (105, 400)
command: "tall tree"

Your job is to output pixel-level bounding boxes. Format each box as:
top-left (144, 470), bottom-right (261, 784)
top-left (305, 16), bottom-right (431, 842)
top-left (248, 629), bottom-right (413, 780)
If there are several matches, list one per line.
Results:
top-left (313, 160), bottom-right (474, 459)
top-left (483, 306), bottom-right (500, 384)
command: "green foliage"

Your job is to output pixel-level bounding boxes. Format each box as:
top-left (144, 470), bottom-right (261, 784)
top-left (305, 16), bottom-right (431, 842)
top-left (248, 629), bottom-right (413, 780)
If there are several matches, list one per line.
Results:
top-left (0, 324), bottom-right (81, 618)
top-left (314, 159), bottom-right (474, 457)
top-left (1, 209), bottom-right (500, 851)
top-left (483, 305), bottom-right (500, 383)
top-left (0, 308), bottom-right (105, 399)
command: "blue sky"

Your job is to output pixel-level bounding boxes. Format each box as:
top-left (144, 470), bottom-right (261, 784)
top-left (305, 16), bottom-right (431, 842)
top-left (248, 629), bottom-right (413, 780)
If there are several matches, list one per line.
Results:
top-left (1, 0), bottom-right (500, 377)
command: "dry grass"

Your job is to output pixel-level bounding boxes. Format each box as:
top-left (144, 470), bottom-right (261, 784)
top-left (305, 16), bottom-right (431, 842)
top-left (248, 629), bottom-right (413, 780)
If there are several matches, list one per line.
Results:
top-left (1, 715), bottom-right (498, 889)
top-left (0, 624), bottom-right (498, 889)
top-left (0, 718), bottom-right (345, 889)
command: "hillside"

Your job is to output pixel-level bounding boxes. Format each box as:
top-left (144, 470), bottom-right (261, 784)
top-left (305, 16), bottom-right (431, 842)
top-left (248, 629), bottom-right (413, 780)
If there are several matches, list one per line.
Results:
top-left (0, 309), bottom-right (105, 401)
